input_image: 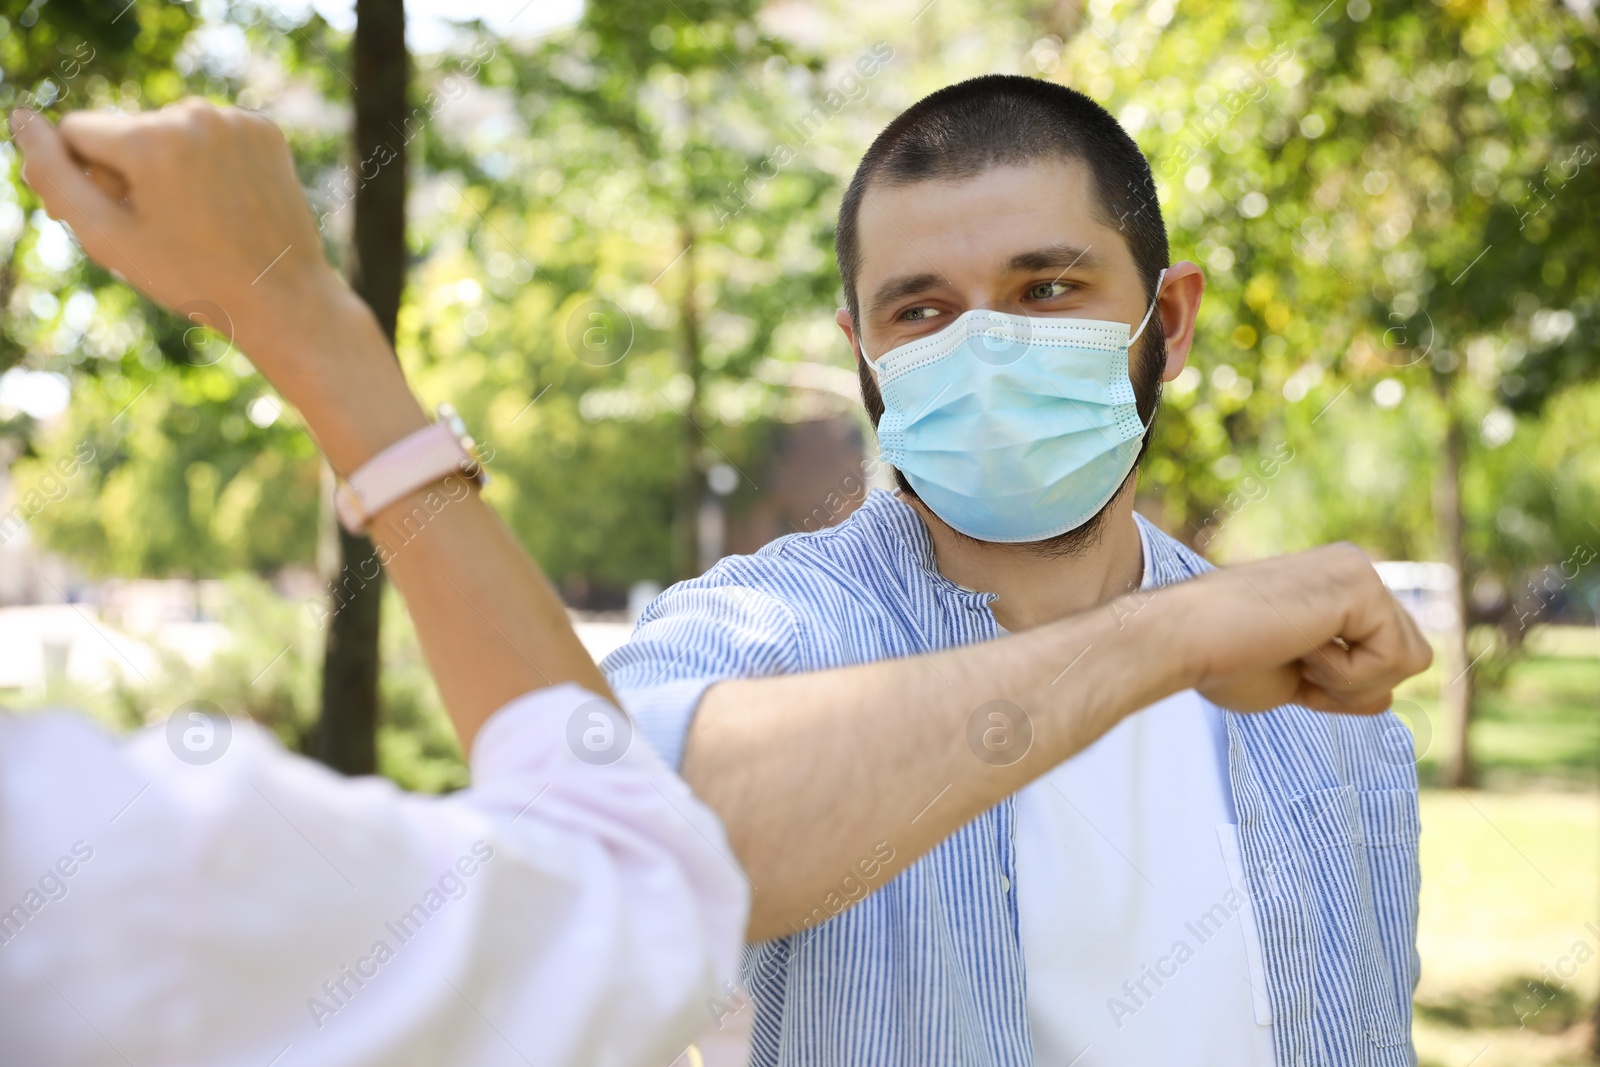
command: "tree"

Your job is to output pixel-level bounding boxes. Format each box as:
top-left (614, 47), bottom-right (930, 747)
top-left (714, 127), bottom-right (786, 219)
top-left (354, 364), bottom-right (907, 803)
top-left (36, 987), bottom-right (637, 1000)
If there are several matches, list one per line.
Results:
top-left (1039, 0), bottom-right (1598, 787)
top-left (1254, 1), bottom-right (1600, 787)
top-left (2, 2), bottom-right (414, 775)
top-left (1, 0), bottom-right (193, 361)
top-left (1, 4), bottom-right (332, 581)
top-left (430, 0), bottom-right (842, 588)
top-left (315, 0), bottom-right (411, 776)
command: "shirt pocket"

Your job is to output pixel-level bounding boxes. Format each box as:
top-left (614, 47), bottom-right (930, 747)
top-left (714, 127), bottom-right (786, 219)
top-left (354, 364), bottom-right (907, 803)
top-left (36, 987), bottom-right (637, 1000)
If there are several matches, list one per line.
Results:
top-left (1286, 785), bottom-right (1419, 1052)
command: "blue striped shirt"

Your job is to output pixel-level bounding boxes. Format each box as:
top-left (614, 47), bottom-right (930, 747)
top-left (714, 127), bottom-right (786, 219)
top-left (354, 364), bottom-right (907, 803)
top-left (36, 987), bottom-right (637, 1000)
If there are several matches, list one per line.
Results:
top-left (603, 489), bottom-right (1421, 1067)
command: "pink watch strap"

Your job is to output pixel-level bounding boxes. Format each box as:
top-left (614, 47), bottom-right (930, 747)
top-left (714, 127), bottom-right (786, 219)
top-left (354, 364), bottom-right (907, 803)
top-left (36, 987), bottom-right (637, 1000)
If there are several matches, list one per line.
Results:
top-left (333, 418), bottom-right (483, 534)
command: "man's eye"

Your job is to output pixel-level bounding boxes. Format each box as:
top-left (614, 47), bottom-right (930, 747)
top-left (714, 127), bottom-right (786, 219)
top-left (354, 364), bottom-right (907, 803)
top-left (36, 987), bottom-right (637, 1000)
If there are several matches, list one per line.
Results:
top-left (1028, 281), bottom-right (1072, 300)
top-left (901, 306), bottom-right (940, 321)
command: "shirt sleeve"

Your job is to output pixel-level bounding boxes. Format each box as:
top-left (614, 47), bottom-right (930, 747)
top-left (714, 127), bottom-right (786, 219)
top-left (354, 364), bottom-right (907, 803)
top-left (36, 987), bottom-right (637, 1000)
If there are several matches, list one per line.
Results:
top-left (600, 574), bottom-right (806, 769)
top-left (0, 684), bottom-right (748, 1067)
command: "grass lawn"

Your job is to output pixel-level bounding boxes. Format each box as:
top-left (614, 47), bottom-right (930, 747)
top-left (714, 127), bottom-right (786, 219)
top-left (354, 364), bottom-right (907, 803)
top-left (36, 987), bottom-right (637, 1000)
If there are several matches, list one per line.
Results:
top-left (1406, 626), bottom-right (1600, 1065)
top-left (1417, 791), bottom-right (1599, 1066)
top-left (1398, 629), bottom-right (1600, 791)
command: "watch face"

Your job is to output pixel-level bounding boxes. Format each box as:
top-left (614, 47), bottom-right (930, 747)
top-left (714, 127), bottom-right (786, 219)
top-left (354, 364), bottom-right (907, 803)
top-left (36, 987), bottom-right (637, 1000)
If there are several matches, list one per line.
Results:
top-left (332, 481), bottom-right (367, 535)
top-left (437, 403), bottom-right (477, 460)
top-left (439, 402), bottom-right (467, 439)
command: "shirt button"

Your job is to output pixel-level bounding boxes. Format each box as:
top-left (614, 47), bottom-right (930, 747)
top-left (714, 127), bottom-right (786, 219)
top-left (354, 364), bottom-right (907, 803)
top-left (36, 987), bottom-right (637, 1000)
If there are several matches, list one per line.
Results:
top-left (1000, 874), bottom-right (1012, 894)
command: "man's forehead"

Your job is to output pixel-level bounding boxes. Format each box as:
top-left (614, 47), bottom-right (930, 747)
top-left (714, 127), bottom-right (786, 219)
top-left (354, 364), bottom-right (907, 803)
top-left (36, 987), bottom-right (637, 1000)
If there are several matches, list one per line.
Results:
top-left (855, 158), bottom-right (1130, 279)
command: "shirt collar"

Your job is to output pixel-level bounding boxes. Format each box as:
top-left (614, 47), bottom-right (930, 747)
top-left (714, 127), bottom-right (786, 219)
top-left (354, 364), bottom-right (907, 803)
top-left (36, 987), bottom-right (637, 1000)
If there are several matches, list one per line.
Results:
top-left (867, 488), bottom-right (1164, 606)
top-left (858, 489), bottom-right (998, 607)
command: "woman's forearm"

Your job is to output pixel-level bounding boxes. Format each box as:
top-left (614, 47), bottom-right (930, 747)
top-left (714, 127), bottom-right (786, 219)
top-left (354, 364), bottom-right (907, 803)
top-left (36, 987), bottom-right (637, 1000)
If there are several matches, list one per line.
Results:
top-left (253, 281), bottom-right (615, 750)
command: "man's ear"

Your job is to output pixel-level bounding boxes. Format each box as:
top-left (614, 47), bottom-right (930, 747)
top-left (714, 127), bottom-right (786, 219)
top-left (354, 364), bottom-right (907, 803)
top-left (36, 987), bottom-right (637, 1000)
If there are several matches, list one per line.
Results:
top-left (1154, 261), bottom-right (1205, 382)
top-left (839, 306), bottom-right (882, 384)
top-left (836, 307), bottom-right (866, 368)
top-left (841, 307), bottom-right (889, 427)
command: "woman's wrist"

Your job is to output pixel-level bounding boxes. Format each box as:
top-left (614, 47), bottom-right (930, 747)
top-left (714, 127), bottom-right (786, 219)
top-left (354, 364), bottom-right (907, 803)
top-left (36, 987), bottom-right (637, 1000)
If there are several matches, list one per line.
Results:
top-left (237, 277), bottom-right (431, 474)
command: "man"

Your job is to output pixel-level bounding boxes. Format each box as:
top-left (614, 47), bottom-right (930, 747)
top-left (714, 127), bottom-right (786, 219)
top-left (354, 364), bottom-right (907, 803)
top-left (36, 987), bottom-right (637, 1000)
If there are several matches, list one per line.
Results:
top-left (603, 76), bottom-right (1428, 1065)
top-left (6, 85), bottom-right (1427, 1066)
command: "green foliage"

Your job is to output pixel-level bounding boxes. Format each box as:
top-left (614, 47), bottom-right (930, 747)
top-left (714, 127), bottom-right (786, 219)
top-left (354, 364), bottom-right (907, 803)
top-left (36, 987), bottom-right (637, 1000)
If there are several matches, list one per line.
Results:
top-left (394, 0), bottom-right (849, 588)
top-left (1, 0), bottom-right (328, 577)
top-left (1416, 975), bottom-right (1585, 1035)
top-left (1395, 628), bottom-right (1600, 789)
top-left (17, 355), bottom-right (321, 577)
top-left (0, 0), bottom-right (197, 112)
top-left (3, 575), bottom-right (320, 744)
top-left (2, 0), bottom-right (1597, 786)
top-left (1073, 0), bottom-right (1599, 558)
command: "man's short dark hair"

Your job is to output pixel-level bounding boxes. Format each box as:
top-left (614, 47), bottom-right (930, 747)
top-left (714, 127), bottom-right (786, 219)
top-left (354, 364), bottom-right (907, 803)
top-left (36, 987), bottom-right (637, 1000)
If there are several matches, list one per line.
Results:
top-left (836, 74), bottom-right (1169, 328)
top-left (838, 74), bottom-right (1171, 556)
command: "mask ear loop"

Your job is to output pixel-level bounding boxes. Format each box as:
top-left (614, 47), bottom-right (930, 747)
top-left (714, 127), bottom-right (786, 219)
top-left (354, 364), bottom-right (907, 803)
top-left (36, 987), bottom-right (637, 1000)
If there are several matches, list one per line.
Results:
top-left (1128, 267), bottom-right (1169, 345)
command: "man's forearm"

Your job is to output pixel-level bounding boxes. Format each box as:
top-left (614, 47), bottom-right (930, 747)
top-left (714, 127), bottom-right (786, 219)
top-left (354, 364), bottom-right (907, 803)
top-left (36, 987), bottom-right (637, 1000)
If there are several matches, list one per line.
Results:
top-left (685, 540), bottom-right (1431, 941)
top-left (683, 588), bottom-right (1188, 941)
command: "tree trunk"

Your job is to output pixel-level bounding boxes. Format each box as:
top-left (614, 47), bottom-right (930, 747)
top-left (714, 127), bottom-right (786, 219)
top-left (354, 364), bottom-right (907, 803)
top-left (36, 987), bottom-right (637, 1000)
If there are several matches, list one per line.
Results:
top-left (673, 215), bottom-right (704, 580)
top-left (317, 0), bottom-right (409, 776)
top-left (1432, 361), bottom-right (1474, 788)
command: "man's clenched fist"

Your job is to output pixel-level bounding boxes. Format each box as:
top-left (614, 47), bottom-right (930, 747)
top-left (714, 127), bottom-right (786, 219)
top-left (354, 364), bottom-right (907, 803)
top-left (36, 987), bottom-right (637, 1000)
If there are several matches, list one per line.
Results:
top-left (1174, 542), bottom-right (1435, 717)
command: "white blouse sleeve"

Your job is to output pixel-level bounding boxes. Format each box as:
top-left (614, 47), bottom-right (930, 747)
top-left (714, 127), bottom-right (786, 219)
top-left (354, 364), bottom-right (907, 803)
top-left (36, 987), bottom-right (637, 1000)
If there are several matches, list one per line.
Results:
top-left (0, 683), bottom-right (749, 1067)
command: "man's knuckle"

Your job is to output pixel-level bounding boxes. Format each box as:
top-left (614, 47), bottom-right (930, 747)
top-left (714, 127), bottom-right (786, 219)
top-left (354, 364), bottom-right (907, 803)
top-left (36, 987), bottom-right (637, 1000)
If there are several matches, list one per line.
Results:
top-left (1340, 543), bottom-right (1374, 573)
top-left (174, 102), bottom-right (224, 138)
top-left (246, 115), bottom-right (284, 150)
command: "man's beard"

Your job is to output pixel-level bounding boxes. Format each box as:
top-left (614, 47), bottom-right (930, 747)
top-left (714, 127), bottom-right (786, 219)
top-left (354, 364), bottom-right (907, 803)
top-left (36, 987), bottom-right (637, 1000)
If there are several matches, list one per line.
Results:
top-left (856, 317), bottom-right (1167, 561)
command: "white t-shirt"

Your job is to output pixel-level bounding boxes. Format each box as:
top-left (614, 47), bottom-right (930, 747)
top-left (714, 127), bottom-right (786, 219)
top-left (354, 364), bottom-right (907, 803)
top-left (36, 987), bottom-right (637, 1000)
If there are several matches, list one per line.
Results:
top-left (1011, 527), bottom-right (1276, 1066)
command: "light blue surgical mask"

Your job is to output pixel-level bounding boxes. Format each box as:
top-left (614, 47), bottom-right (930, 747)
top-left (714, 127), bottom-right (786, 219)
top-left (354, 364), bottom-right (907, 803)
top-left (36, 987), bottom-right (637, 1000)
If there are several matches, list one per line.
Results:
top-left (873, 270), bottom-right (1166, 543)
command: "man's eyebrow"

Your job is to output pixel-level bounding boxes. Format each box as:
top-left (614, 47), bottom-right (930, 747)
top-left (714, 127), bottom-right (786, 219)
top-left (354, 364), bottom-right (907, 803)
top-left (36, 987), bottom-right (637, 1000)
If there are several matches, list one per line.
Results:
top-left (867, 271), bottom-right (949, 316)
top-left (1004, 243), bottom-right (1101, 275)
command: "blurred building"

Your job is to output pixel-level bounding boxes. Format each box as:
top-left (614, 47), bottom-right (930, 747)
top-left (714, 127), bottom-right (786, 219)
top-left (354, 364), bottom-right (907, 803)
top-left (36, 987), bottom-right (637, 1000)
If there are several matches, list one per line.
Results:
top-left (725, 414), bottom-right (874, 554)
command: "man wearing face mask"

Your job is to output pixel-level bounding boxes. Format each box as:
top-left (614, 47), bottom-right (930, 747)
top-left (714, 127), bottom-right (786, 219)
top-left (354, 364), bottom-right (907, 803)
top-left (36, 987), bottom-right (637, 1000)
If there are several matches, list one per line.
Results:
top-left (604, 75), bottom-right (1427, 1065)
top-left (8, 79), bottom-right (1428, 1067)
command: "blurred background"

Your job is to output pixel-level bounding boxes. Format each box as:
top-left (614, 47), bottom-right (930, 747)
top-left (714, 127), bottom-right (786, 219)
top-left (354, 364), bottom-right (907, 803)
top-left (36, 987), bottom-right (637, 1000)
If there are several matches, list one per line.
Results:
top-left (1, 0), bottom-right (1597, 1062)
